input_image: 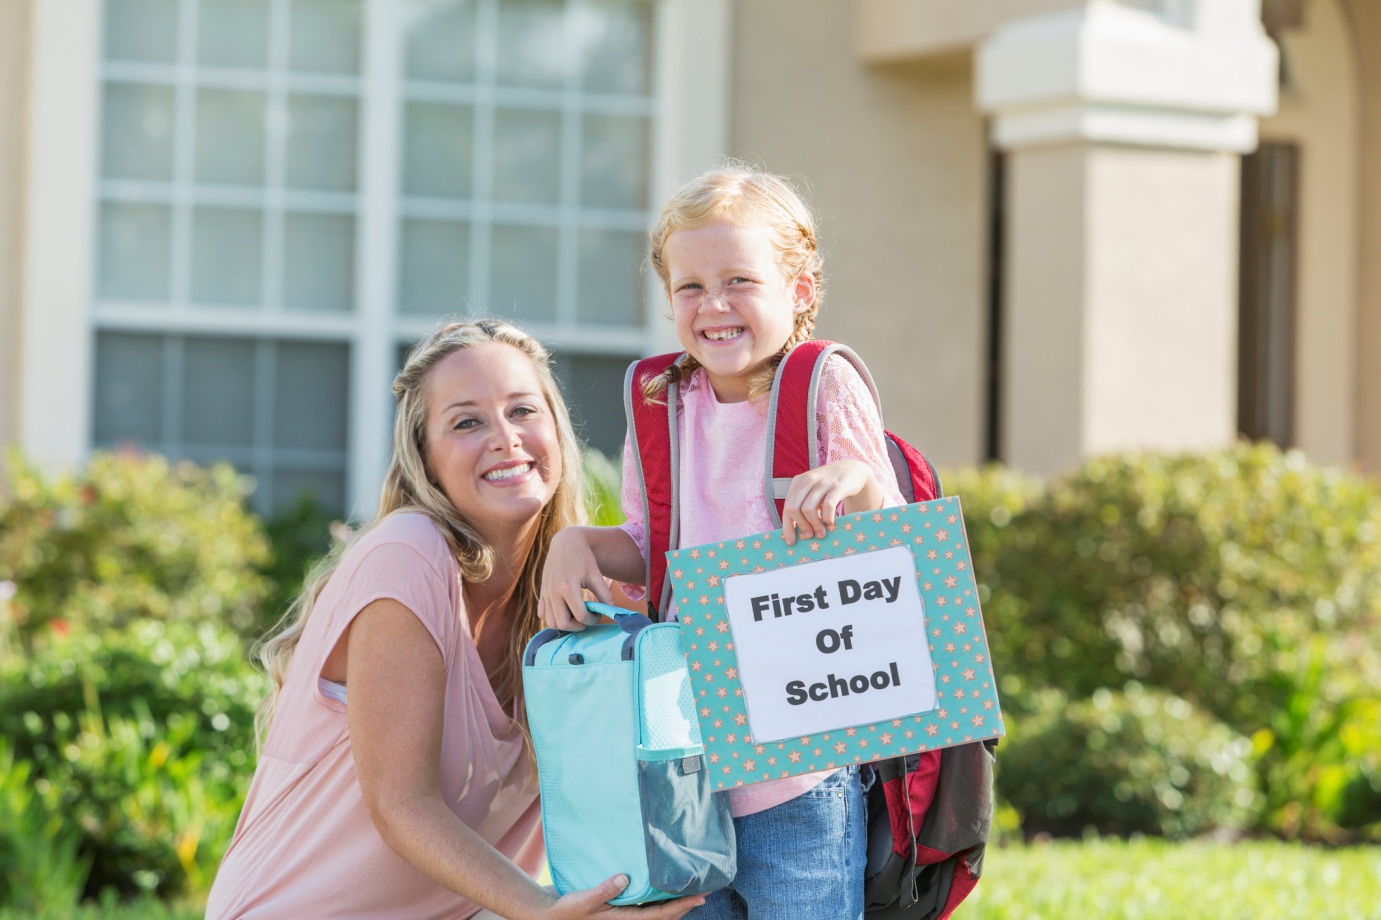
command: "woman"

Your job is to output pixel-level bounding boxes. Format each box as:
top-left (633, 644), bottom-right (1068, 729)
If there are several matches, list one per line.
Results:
top-left (207, 321), bottom-right (703, 920)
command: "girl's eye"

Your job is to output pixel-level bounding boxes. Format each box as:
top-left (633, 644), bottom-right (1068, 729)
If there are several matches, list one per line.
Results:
top-left (676, 282), bottom-right (702, 293)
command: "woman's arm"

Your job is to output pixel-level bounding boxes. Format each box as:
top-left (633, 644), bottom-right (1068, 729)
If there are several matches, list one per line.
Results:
top-left (346, 598), bottom-right (701, 920)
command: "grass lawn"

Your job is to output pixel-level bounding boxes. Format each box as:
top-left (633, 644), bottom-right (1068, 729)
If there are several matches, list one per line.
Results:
top-left (964, 838), bottom-right (1381, 919)
top-left (7, 839), bottom-right (1377, 919)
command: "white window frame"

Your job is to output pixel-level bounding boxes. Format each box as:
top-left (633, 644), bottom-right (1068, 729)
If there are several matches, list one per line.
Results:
top-left (18, 0), bottom-right (731, 520)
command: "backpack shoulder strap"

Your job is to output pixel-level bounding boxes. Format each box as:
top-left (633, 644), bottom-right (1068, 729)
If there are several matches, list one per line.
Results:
top-left (624, 352), bottom-right (682, 621)
top-left (763, 341), bottom-right (883, 527)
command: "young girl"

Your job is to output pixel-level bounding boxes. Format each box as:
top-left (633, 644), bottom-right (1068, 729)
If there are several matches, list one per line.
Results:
top-left (540, 167), bottom-right (903, 920)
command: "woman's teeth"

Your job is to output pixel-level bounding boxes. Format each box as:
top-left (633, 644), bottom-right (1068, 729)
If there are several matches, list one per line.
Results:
top-left (704, 329), bottom-right (743, 341)
top-left (484, 463), bottom-right (532, 481)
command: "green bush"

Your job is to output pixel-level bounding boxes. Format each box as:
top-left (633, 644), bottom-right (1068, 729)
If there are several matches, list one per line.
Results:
top-left (0, 740), bottom-right (88, 914)
top-left (951, 445), bottom-right (1381, 839)
top-left (997, 685), bottom-right (1258, 839)
top-left (0, 450), bottom-right (271, 642)
top-left (951, 444), bottom-right (1381, 732)
top-left (0, 619), bottom-right (264, 901)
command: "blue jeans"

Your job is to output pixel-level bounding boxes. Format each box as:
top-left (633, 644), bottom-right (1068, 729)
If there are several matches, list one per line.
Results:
top-left (688, 766), bottom-right (867, 920)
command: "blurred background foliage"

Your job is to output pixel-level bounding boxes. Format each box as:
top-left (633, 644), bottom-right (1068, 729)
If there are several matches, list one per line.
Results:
top-left (0, 442), bottom-right (1378, 912)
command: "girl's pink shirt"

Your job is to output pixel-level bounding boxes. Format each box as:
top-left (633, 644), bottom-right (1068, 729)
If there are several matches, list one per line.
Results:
top-left (618, 359), bottom-right (904, 818)
top-left (206, 513), bottom-right (542, 920)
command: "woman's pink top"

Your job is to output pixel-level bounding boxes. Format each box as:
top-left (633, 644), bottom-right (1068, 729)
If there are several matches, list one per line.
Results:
top-left (618, 359), bottom-right (904, 818)
top-left (206, 513), bottom-right (542, 920)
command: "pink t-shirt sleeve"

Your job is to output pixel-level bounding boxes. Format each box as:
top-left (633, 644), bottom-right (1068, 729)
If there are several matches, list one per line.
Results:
top-left (306, 521), bottom-right (459, 708)
top-left (617, 432), bottom-right (650, 601)
top-left (817, 356), bottom-right (907, 509)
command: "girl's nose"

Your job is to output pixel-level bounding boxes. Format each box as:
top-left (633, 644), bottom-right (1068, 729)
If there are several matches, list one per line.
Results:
top-left (699, 286), bottom-right (729, 313)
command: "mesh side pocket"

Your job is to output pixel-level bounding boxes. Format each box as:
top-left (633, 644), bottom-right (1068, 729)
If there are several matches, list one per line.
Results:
top-left (637, 629), bottom-right (700, 751)
top-left (636, 756), bottom-right (736, 896)
top-left (917, 741), bottom-right (994, 865)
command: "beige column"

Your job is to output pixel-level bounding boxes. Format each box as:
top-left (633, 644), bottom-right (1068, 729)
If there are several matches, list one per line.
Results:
top-left (977, 0), bottom-right (1278, 476)
top-left (1342, 0), bottom-right (1381, 474)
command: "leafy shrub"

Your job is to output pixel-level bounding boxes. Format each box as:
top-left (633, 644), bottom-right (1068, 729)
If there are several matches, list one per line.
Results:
top-left (0, 618), bottom-right (264, 901)
top-left (582, 447), bottom-right (625, 526)
top-left (997, 685), bottom-right (1258, 839)
top-left (952, 444), bottom-right (1381, 732)
top-left (0, 450), bottom-right (271, 642)
top-left (953, 445), bottom-right (1381, 839)
top-left (0, 740), bottom-right (88, 914)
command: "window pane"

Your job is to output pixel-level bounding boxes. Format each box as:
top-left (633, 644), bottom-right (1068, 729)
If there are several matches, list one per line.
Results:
top-left (274, 341), bottom-right (349, 450)
top-left (579, 0), bottom-right (652, 94)
top-left (98, 202), bottom-right (172, 300)
top-left (286, 94), bottom-right (359, 191)
top-left (182, 337), bottom-right (256, 448)
top-left (198, 0), bottom-right (270, 69)
top-left (195, 89), bottom-right (267, 185)
top-left (398, 218), bottom-right (470, 316)
top-left (580, 114), bottom-right (648, 210)
top-left (93, 332), bottom-right (164, 444)
top-left (493, 108), bottom-right (560, 205)
top-left (496, 0), bottom-right (565, 89)
top-left (288, 0), bottom-right (363, 74)
top-left (577, 229), bottom-right (643, 325)
top-left (272, 469), bottom-right (346, 515)
top-left (402, 102), bottom-right (473, 198)
top-left (101, 83), bottom-right (175, 181)
top-left (191, 206), bottom-right (263, 305)
top-left (551, 352), bottom-right (629, 458)
top-left (490, 224), bottom-right (557, 323)
top-left (104, 0), bottom-right (179, 63)
top-left (404, 0), bottom-right (477, 83)
top-left (283, 213), bottom-right (355, 312)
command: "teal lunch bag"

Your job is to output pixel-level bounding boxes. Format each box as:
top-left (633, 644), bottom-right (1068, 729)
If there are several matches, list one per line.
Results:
top-left (521, 601), bottom-right (736, 905)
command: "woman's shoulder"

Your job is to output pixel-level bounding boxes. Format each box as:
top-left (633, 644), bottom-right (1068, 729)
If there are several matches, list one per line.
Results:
top-left (343, 511), bottom-right (455, 577)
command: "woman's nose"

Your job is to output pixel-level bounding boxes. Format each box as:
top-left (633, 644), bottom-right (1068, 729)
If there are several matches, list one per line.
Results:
top-left (489, 418), bottom-right (522, 449)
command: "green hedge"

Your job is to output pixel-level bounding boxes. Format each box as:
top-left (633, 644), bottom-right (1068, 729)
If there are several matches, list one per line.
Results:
top-left (950, 443), bottom-right (1381, 840)
top-left (996, 684), bottom-right (1258, 838)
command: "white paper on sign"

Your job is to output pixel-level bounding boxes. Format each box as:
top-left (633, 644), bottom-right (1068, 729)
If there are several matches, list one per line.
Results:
top-left (722, 545), bottom-right (937, 743)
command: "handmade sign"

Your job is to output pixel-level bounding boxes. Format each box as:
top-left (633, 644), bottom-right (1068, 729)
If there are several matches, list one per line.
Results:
top-left (668, 496), bottom-right (1003, 789)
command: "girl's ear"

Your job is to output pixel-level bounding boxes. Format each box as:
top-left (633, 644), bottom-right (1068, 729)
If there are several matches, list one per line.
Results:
top-left (792, 271), bottom-right (817, 313)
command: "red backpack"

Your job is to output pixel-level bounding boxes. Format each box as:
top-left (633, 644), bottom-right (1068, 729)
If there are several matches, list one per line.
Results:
top-left (623, 340), bottom-right (994, 919)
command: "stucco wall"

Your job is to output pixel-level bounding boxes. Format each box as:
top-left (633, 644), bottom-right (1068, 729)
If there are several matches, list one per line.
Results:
top-left (0, 0), bottom-right (27, 448)
top-left (1258, 0), bottom-right (1359, 467)
top-left (1341, 0), bottom-right (1381, 474)
top-left (727, 0), bottom-right (989, 467)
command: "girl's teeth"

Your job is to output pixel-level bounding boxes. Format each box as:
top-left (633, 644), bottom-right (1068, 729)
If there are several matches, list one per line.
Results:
top-left (705, 329), bottom-right (742, 341)
top-left (484, 463), bottom-right (531, 481)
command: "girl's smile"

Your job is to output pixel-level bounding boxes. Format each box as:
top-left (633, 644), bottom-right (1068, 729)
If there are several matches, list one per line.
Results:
top-left (664, 219), bottom-right (815, 403)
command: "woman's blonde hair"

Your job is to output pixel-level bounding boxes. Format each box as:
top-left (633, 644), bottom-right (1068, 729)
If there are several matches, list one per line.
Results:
top-left (646, 165), bottom-right (826, 403)
top-left (254, 319), bottom-right (585, 741)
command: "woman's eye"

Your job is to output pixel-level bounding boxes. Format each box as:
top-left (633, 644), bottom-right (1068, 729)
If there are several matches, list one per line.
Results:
top-left (511, 405), bottom-right (538, 419)
top-left (452, 418), bottom-right (479, 430)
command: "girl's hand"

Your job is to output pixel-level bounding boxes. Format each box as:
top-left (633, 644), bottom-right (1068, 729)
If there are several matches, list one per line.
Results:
top-left (539, 529), bottom-right (614, 632)
top-left (780, 460), bottom-right (886, 545)
top-left (541, 874), bottom-right (704, 919)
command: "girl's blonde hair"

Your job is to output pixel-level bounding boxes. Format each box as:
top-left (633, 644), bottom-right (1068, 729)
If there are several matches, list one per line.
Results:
top-left (254, 319), bottom-right (585, 742)
top-left (646, 165), bottom-right (826, 403)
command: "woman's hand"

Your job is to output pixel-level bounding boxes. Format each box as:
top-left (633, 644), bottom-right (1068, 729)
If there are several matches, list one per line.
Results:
top-left (780, 459), bottom-right (886, 545)
top-left (539, 874), bottom-right (704, 919)
top-left (539, 528), bottom-right (615, 632)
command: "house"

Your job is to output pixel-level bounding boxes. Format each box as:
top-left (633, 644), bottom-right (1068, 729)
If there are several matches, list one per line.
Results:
top-left (1, 0), bottom-right (1375, 520)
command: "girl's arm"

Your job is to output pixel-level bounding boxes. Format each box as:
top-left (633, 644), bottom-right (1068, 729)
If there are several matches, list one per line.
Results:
top-left (537, 526), bottom-right (643, 630)
top-left (346, 598), bottom-right (702, 920)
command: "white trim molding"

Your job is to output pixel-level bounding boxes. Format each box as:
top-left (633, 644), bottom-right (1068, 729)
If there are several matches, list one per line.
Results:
top-left (977, 0), bottom-right (1279, 152)
top-left (19, 0), bottom-right (101, 468)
